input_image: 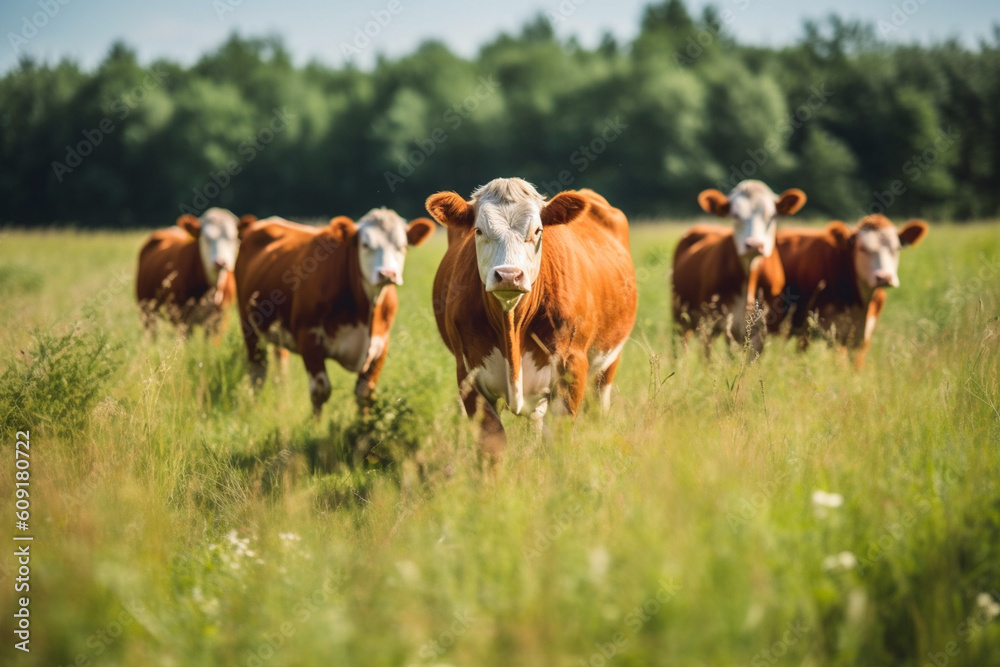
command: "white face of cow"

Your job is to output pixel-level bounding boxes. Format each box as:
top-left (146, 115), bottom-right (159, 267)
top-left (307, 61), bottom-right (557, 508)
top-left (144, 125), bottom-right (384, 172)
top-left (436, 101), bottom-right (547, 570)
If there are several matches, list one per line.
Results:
top-left (354, 208), bottom-right (435, 295)
top-left (852, 217), bottom-right (929, 291)
top-left (196, 208), bottom-right (239, 281)
top-left (473, 198), bottom-right (545, 311)
top-left (727, 189), bottom-right (779, 259)
top-left (698, 181), bottom-right (807, 264)
top-left (425, 178), bottom-right (589, 313)
top-left (357, 209), bottom-right (410, 289)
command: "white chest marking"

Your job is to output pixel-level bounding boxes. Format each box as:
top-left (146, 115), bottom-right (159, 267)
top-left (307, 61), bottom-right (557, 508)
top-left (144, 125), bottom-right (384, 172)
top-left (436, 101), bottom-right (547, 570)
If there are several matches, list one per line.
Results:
top-left (309, 324), bottom-right (378, 374)
top-left (468, 347), bottom-right (557, 418)
top-left (588, 340), bottom-right (625, 378)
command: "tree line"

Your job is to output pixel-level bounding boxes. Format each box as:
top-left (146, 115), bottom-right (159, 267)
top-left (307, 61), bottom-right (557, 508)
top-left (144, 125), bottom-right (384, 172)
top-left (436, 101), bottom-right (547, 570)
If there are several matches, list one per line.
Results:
top-left (1, 0), bottom-right (998, 227)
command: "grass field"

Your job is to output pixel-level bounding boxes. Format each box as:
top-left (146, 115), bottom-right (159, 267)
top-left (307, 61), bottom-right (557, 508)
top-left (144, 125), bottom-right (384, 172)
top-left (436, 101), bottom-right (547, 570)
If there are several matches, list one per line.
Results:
top-left (1, 222), bottom-right (999, 667)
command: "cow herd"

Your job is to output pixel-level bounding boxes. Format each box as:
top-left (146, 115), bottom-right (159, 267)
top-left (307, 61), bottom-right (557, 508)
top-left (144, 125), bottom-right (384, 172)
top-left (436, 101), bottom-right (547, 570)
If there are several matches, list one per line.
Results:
top-left (136, 177), bottom-right (927, 451)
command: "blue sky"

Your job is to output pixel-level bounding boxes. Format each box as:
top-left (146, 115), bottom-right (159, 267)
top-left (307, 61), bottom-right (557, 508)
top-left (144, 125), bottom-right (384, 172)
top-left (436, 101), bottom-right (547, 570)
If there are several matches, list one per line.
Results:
top-left (1, 0), bottom-right (997, 73)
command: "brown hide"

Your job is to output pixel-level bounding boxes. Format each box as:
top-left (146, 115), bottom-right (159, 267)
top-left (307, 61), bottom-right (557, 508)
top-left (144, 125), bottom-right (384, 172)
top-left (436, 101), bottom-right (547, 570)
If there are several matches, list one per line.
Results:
top-left (233, 216), bottom-right (398, 415)
top-left (430, 188), bottom-right (637, 453)
top-left (671, 225), bottom-right (785, 345)
top-left (136, 227), bottom-right (236, 333)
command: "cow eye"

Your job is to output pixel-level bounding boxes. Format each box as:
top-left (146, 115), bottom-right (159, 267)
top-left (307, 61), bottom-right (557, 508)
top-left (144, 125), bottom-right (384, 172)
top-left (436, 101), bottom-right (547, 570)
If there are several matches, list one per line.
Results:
top-left (475, 228), bottom-right (483, 236)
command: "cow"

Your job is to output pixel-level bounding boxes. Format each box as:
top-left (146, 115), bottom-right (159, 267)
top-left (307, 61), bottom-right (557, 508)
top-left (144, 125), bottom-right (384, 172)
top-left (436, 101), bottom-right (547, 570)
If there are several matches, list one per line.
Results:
top-left (233, 208), bottom-right (435, 416)
top-left (671, 180), bottom-right (807, 355)
top-left (136, 207), bottom-right (245, 336)
top-left (426, 178), bottom-right (637, 455)
top-left (765, 214), bottom-right (928, 368)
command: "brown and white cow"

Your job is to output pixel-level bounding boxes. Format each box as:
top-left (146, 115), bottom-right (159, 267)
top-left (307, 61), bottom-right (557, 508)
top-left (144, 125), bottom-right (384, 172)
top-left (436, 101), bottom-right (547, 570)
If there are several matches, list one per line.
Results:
top-left (766, 214), bottom-right (928, 368)
top-left (671, 180), bottom-right (806, 354)
top-left (234, 208), bottom-right (434, 415)
top-left (427, 178), bottom-right (637, 454)
top-left (136, 207), bottom-right (246, 336)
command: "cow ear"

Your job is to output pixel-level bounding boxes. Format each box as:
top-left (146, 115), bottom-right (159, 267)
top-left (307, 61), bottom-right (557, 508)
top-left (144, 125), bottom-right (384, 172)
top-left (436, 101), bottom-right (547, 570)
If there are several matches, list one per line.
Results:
top-left (826, 221), bottom-right (852, 244)
top-left (237, 214), bottom-right (257, 240)
top-left (328, 216), bottom-right (357, 244)
top-left (177, 214), bottom-right (201, 238)
top-left (697, 189), bottom-right (730, 216)
top-left (775, 188), bottom-right (807, 216)
top-left (898, 220), bottom-right (928, 247)
top-left (406, 217), bottom-right (435, 247)
top-left (541, 192), bottom-right (588, 226)
top-left (426, 192), bottom-right (474, 228)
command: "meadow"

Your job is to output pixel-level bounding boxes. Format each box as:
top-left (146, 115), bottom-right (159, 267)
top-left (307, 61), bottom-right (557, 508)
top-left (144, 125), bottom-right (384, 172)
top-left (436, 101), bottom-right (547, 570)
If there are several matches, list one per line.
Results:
top-left (1, 222), bottom-right (999, 666)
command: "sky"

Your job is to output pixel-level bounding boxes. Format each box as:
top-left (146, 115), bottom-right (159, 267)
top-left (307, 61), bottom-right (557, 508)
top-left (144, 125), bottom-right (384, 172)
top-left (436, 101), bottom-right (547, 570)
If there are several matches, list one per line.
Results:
top-left (1, 0), bottom-right (997, 73)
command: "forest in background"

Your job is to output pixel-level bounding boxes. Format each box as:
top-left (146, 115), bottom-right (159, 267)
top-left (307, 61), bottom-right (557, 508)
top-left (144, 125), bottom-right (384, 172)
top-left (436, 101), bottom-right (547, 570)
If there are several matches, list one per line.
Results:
top-left (1, 0), bottom-right (998, 227)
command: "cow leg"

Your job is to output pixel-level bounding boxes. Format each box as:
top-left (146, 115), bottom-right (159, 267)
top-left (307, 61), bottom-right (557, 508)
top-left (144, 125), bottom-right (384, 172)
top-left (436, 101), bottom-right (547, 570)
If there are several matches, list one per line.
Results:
top-left (594, 356), bottom-right (622, 414)
top-left (561, 352), bottom-right (590, 416)
top-left (457, 364), bottom-right (506, 459)
top-left (139, 304), bottom-right (158, 340)
top-left (273, 347), bottom-right (289, 382)
top-left (298, 335), bottom-right (331, 417)
top-left (355, 344), bottom-right (388, 416)
top-left (241, 318), bottom-right (268, 387)
top-left (680, 328), bottom-right (693, 353)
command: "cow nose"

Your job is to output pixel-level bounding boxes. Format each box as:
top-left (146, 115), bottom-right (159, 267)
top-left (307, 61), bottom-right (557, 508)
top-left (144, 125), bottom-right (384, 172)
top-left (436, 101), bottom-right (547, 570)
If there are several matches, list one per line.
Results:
top-left (493, 267), bottom-right (525, 289)
top-left (745, 238), bottom-right (765, 253)
top-left (214, 259), bottom-right (227, 270)
top-left (378, 268), bottom-right (400, 284)
top-left (874, 271), bottom-right (895, 286)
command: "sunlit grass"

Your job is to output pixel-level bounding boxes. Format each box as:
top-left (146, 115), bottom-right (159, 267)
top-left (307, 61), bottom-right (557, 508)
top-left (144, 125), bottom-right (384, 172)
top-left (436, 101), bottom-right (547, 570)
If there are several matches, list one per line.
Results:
top-left (0, 223), bottom-right (998, 666)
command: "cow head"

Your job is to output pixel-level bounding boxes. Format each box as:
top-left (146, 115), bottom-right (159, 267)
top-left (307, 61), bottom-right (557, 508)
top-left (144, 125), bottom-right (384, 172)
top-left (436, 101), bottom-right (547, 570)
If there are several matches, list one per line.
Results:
top-left (698, 180), bottom-right (806, 263)
top-left (178, 207), bottom-right (240, 291)
top-left (353, 208), bottom-right (434, 295)
top-left (851, 215), bottom-right (928, 290)
top-left (426, 178), bottom-right (588, 312)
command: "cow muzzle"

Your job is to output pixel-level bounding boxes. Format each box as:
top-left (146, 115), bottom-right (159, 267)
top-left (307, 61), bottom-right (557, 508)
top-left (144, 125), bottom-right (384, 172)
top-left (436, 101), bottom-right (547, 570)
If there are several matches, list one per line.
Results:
top-left (376, 267), bottom-right (401, 286)
top-left (873, 271), bottom-right (899, 288)
top-left (743, 238), bottom-right (767, 257)
top-left (488, 266), bottom-right (529, 311)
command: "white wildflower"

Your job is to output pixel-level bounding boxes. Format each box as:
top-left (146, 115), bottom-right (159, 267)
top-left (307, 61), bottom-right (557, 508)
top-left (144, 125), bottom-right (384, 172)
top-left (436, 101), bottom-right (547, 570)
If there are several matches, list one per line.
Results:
top-left (395, 560), bottom-right (421, 585)
top-left (822, 551), bottom-right (858, 573)
top-left (976, 593), bottom-right (1000, 620)
top-left (812, 490), bottom-right (844, 508)
top-left (588, 546), bottom-right (611, 583)
top-left (812, 490), bottom-right (844, 518)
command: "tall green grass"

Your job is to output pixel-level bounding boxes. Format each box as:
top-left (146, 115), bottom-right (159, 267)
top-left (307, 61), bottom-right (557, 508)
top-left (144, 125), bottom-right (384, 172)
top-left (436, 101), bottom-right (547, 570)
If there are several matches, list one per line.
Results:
top-left (0, 224), bottom-right (998, 666)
